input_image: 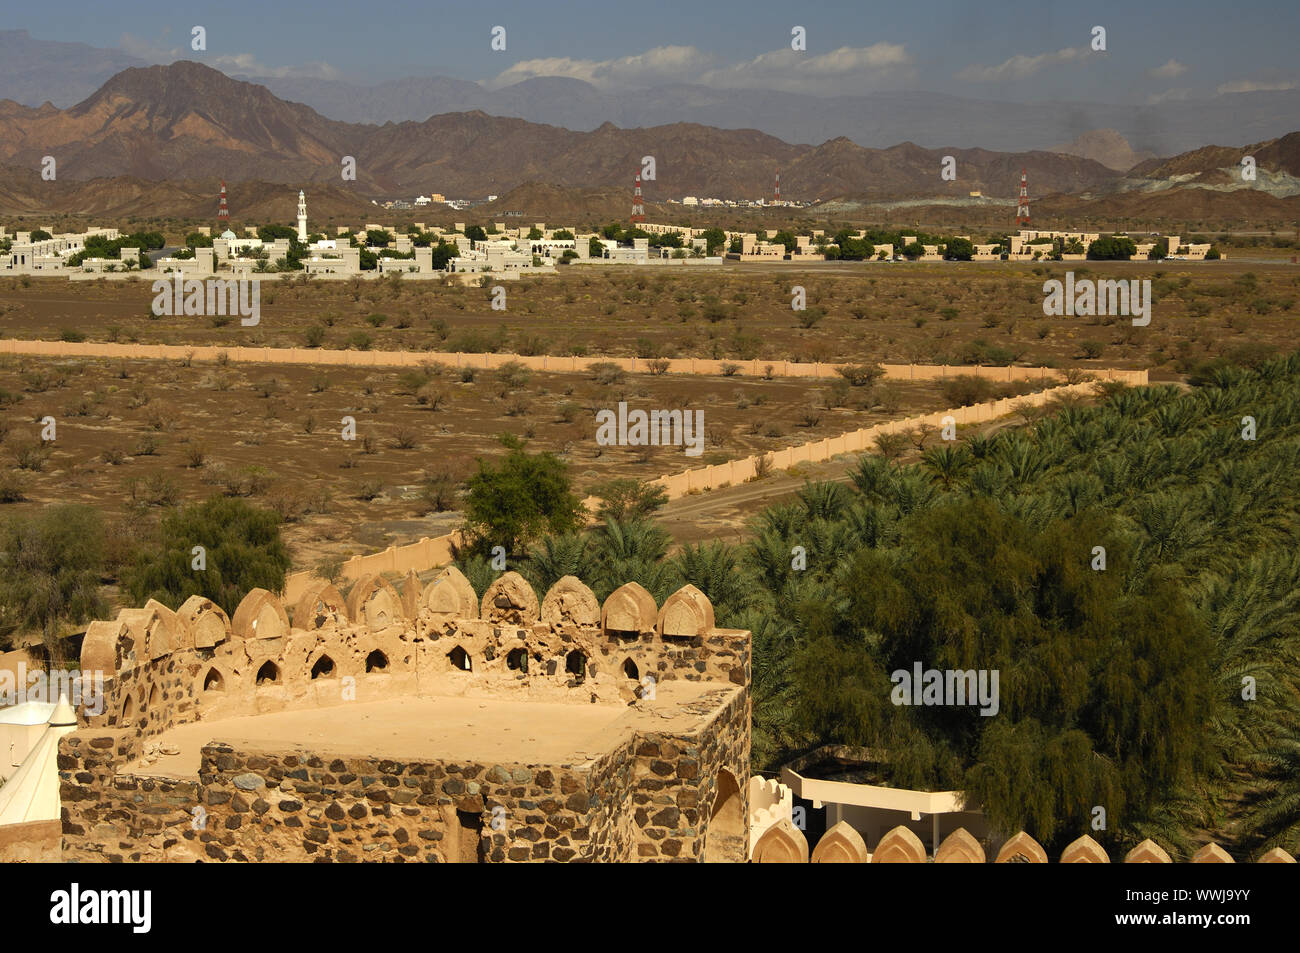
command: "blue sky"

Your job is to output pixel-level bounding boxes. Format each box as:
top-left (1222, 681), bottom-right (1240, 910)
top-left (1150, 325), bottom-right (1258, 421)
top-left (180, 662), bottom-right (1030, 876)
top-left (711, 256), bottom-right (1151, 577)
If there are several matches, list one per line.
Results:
top-left (10, 0), bottom-right (1299, 102)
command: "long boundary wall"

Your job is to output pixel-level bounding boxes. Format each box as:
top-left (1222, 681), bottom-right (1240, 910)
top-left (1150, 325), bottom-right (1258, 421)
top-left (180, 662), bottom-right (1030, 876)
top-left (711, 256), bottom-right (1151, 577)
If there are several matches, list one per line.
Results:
top-left (0, 338), bottom-right (1148, 385)
top-left (282, 375), bottom-right (1136, 602)
top-left (0, 337), bottom-right (1146, 601)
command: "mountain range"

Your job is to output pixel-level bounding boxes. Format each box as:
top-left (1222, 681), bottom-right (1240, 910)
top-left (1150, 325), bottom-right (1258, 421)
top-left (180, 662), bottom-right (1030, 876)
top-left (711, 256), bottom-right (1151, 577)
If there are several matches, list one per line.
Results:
top-left (0, 60), bottom-right (1297, 226)
top-left (0, 62), bottom-right (1126, 200)
top-left (3, 29), bottom-right (1300, 157)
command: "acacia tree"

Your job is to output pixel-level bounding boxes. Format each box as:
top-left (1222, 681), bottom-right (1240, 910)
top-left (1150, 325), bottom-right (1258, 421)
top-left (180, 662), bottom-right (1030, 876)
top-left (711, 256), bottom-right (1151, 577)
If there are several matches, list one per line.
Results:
top-left (123, 497), bottom-right (291, 617)
top-left (591, 478), bottom-right (668, 523)
top-left (462, 436), bottom-right (585, 556)
top-left (0, 505), bottom-right (108, 661)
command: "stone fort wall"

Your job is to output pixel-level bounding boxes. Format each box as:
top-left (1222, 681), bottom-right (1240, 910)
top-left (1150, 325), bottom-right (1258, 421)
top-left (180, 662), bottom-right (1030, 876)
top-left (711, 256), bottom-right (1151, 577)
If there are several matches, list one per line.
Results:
top-left (59, 570), bottom-right (751, 862)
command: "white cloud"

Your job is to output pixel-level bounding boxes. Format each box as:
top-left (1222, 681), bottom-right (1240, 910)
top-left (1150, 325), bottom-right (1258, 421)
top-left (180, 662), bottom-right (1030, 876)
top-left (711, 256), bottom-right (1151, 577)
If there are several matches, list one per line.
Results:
top-left (1217, 78), bottom-right (1297, 94)
top-left (955, 47), bottom-right (1088, 83)
top-left (486, 43), bottom-right (912, 94)
top-left (487, 46), bottom-right (712, 90)
top-left (213, 54), bottom-right (342, 80)
top-left (117, 33), bottom-right (339, 80)
top-left (1145, 87), bottom-right (1193, 105)
top-left (117, 32), bottom-right (181, 63)
top-left (1147, 59), bottom-right (1187, 79)
top-left (699, 44), bottom-right (913, 93)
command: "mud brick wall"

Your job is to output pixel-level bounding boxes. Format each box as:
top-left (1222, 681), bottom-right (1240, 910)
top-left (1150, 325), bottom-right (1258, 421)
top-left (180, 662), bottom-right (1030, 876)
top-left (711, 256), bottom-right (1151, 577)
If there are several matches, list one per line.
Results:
top-left (0, 820), bottom-right (61, 862)
top-left (60, 682), bottom-right (746, 863)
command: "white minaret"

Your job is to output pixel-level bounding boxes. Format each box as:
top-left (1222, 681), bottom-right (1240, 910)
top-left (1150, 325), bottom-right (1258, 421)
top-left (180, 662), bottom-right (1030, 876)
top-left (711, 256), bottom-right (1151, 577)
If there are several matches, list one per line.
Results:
top-left (296, 190), bottom-right (308, 241)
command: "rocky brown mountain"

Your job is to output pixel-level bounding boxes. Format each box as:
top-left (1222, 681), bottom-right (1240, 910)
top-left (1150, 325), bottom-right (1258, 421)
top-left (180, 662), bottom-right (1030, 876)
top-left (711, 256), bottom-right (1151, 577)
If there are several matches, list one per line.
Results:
top-left (0, 61), bottom-right (1124, 201)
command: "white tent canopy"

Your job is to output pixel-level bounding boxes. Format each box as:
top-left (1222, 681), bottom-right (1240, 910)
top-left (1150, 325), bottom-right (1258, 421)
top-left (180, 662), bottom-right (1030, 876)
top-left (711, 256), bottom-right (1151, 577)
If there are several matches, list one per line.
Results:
top-left (0, 695), bottom-right (77, 826)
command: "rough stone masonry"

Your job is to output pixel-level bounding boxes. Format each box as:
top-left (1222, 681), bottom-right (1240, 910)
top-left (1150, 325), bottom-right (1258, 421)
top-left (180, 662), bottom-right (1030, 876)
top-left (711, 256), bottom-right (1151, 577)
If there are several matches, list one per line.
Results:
top-left (58, 569), bottom-right (751, 862)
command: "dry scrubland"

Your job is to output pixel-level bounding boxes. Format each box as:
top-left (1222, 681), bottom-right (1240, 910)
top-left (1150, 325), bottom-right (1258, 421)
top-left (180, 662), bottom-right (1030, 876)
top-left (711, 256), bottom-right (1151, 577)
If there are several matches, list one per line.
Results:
top-left (0, 261), bottom-right (1297, 374)
top-left (0, 352), bottom-right (1053, 573)
top-left (0, 259), bottom-right (1293, 580)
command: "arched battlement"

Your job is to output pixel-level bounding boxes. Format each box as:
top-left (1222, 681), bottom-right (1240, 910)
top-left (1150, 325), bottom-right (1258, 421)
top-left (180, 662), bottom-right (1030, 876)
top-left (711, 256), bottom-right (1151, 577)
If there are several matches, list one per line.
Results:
top-left (1060, 834), bottom-right (1109, 863)
top-left (81, 617), bottom-right (133, 677)
top-left (995, 831), bottom-right (1048, 864)
top-left (144, 600), bottom-right (189, 654)
top-left (873, 825), bottom-right (927, 863)
top-left (231, 589), bottom-right (290, 642)
top-left (811, 821), bottom-right (869, 863)
top-left (933, 827), bottom-right (985, 863)
top-left (751, 818), bottom-right (809, 863)
top-left (481, 572), bottom-right (539, 625)
top-left (178, 596), bottom-right (231, 650)
top-left (421, 566), bottom-right (479, 620)
top-left (290, 579), bottom-right (348, 631)
top-left (1125, 839), bottom-right (1172, 864)
top-left (1192, 843), bottom-right (1234, 863)
top-left (656, 584), bottom-right (715, 639)
top-left (1259, 848), bottom-right (1297, 863)
top-left (601, 582), bottom-right (658, 635)
top-left (344, 574), bottom-right (404, 629)
top-left (540, 576), bottom-right (600, 628)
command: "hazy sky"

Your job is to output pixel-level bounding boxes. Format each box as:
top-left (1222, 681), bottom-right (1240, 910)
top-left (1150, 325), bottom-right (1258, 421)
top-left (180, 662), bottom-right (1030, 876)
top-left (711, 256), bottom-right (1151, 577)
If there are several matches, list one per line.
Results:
top-left (10, 0), bottom-right (1299, 103)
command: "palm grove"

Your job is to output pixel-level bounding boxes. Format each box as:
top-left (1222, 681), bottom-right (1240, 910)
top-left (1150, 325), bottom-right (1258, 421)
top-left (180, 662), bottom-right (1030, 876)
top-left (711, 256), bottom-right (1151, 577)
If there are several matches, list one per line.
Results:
top-left (2, 354), bottom-right (1296, 859)
top-left (452, 355), bottom-right (1300, 860)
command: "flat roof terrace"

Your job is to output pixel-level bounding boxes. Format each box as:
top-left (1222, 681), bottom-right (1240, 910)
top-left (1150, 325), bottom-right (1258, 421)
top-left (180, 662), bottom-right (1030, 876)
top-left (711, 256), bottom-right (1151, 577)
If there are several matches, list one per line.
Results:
top-left (121, 681), bottom-right (738, 781)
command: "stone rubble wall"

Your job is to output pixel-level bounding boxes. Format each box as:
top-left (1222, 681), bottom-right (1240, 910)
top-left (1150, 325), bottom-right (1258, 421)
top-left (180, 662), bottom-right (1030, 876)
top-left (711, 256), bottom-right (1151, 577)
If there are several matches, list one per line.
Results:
top-left (60, 709), bottom-right (749, 863)
top-left (58, 573), bottom-right (752, 862)
top-left (630, 686), bottom-right (750, 861)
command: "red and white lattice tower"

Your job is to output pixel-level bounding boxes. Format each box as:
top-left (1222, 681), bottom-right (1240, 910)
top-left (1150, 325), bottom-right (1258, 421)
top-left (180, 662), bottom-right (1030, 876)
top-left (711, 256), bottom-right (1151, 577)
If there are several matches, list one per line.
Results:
top-left (1015, 168), bottom-right (1030, 228)
top-left (217, 181), bottom-right (230, 221)
top-left (774, 172), bottom-right (781, 204)
top-left (631, 173), bottom-right (645, 223)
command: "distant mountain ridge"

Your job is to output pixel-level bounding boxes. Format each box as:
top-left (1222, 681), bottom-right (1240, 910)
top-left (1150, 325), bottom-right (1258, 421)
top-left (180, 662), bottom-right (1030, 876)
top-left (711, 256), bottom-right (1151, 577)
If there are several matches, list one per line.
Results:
top-left (0, 62), bottom-right (1126, 202)
top-left (0, 30), bottom-right (144, 109)
top-left (1, 30), bottom-right (1299, 155)
top-left (0, 62), bottom-right (1296, 215)
top-left (216, 74), bottom-right (1300, 157)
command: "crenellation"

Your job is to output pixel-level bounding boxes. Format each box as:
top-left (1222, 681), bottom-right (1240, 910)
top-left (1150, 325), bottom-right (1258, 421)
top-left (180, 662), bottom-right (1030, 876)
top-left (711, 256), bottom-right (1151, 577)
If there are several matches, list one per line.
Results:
top-left (58, 575), bottom-right (751, 862)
